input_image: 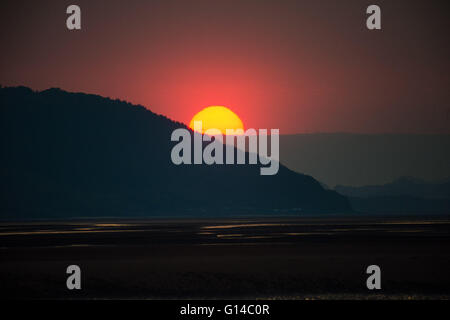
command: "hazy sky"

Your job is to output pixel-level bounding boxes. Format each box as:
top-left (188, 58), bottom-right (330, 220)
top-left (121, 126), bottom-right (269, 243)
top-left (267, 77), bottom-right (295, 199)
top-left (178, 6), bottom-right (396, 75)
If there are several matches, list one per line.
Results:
top-left (1, 0), bottom-right (449, 133)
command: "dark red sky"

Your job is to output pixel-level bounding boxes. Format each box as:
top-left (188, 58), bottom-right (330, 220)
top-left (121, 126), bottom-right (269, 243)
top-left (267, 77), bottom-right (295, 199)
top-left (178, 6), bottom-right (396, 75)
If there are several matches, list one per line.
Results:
top-left (1, 0), bottom-right (449, 133)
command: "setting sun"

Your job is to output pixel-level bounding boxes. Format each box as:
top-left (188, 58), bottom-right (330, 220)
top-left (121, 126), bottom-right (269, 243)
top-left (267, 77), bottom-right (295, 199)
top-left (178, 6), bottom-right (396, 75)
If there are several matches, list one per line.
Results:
top-left (189, 106), bottom-right (244, 135)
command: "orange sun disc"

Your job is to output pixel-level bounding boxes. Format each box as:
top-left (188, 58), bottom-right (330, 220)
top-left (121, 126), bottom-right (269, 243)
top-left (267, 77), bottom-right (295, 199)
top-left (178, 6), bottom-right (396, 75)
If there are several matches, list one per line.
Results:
top-left (189, 106), bottom-right (244, 135)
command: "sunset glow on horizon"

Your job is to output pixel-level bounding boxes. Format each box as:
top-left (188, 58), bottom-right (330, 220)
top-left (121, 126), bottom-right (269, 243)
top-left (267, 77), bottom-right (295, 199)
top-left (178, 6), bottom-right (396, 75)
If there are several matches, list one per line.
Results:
top-left (0, 0), bottom-right (448, 134)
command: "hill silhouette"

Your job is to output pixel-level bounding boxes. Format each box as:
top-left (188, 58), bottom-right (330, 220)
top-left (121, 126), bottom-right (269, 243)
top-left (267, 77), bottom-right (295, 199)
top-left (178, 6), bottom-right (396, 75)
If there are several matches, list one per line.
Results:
top-left (0, 86), bottom-right (350, 219)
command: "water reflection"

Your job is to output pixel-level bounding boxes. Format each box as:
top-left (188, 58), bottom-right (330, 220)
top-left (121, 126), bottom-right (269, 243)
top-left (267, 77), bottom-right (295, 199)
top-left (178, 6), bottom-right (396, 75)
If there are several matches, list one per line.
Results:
top-left (202, 223), bottom-right (288, 230)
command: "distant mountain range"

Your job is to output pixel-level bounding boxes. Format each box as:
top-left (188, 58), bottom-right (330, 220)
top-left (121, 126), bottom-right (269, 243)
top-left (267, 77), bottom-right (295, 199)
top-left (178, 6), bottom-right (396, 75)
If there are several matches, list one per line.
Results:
top-left (280, 133), bottom-right (450, 187)
top-left (0, 86), bottom-right (350, 219)
top-left (335, 176), bottom-right (450, 199)
top-left (335, 177), bottom-right (450, 214)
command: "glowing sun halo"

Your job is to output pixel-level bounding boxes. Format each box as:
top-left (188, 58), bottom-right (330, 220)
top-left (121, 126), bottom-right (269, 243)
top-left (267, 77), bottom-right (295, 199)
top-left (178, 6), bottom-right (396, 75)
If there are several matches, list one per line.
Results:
top-left (189, 106), bottom-right (244, 135)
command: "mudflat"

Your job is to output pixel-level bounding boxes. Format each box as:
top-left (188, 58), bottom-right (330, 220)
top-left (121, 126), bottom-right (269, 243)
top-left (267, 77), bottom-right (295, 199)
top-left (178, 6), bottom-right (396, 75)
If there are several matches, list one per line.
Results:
top-left (0, 216), bottom-right (449, 299)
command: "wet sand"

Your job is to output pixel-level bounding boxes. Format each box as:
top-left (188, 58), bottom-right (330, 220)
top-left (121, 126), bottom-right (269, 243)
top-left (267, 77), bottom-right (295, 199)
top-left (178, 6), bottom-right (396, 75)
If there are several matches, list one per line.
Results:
top-left (0, 216), bottom-right (449, 299)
